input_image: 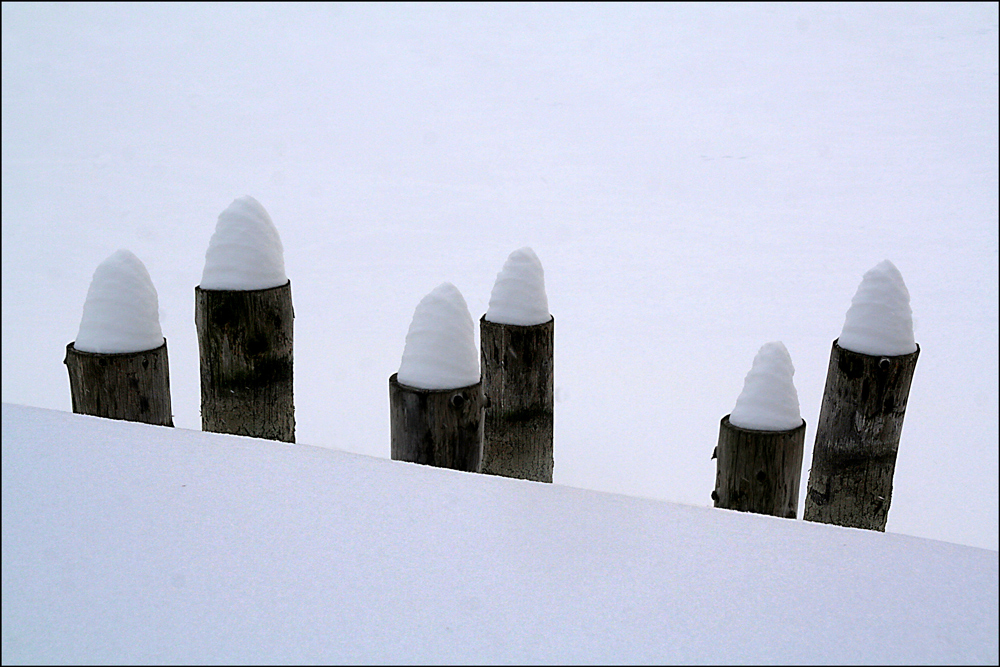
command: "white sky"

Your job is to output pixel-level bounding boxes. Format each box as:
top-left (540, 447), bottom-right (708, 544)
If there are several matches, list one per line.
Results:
top-left (2, 3), bottom-right (997, 550)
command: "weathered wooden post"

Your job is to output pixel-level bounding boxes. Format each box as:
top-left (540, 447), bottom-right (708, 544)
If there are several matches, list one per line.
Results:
top-left (713, 342), bottom-right (805, 518)
top-left (65, 249), bottom-right (173, 426)
top-left (195, 196), bottom-right (294, 443)
top-left (390, 282), bottom-right (483, 471)
top-left (803, 260), bottom-right (919, 531)
top-left (480, 247), bottom-right (554, 482)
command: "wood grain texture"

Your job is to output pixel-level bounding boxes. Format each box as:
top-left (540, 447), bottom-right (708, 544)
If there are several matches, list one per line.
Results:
top-left (479, 316), bottom-right (554, 482)
top-left (64, 340), bottom-right (173, 427)
top-left (713, 416), bottom-right (805, 518)
top-left (803, 339), bottom-right (920, 531)
top-left (389, 374), bottom-right (483, 472)
top-left (195, 281), bottom-right (295, 443)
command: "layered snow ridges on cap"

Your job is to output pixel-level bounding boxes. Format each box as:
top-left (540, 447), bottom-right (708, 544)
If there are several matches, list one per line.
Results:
top-left (200, 195), bottom-right (287, 290)
top-left (485, 247), bottom-right (551, 326)
top-left (397, 282), bottom-right (480, 390)
top-left (75, 249), bottom-right (164, 353)
top-left (729, 341), bottom-right (802, 431)
top-left (838, 259), bottom-right (917, 357)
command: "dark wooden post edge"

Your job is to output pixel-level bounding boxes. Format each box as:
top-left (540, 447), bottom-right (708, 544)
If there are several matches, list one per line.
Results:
top-left (713, 415), bottom-right (805, 519)
top-left (803, 339), bottom-right (920, 531)
top-left (389, 373), bottom-right (483, 472)
top-left (479, 315), bottom-right (554, 482)
top-left (64, 339), bottom-right (173, 427)
top-left (195, 280), bottom-right (295, 443)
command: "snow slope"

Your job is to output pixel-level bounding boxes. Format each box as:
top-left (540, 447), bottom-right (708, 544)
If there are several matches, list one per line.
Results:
top-left (2, 403), bottom-right (997, 665)
top-left (2, 3), bottom-right (997, 551)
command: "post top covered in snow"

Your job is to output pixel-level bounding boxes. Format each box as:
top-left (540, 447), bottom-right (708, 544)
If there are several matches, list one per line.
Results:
top-left (74, 249), bottom-right (164, 354)
top-left (200, 195), bottom-right (287, 291)
top-left (838, 259), bottom-right (917, 357)
top-left (397, 282), bottom-right (480, 390)
top-left (728, 341), bottom-right (803, 431)
top-left (485, 246), bottom-right (551, 326)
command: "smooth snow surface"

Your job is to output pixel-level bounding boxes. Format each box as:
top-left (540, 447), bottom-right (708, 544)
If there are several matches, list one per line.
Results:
top-left (397, 283), bottom-right (480, 390)
top-left (729, 341), bottom-right (803, 431)
top-left (73, 249), bottom-right (164, 353)
top-left (485, 247), bottom-right (551, 325)
top-left (838, 260), bottom-right (917, 357)
top-left (2, 403), bottom-right (997, 665)
top-left (200, 196), bottom-right (287, 291)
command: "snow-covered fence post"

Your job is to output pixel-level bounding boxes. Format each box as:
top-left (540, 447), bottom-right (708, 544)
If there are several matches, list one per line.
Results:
top-left (480, 247), bottom-right (554, 482)
top-left (65, 250), bottom-right (173, 426)
top-left (803, 260), bottom-right (919, 531)
top-left (195, 196), bottom-right (295, 443)
top-left (390, 283), bottom-right (484, 471)
top-left (713, 342), bottom-right (805, 518)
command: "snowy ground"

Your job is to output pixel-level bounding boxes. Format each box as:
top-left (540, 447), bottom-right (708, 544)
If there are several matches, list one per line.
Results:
top-left (2, 4), bottom-right (997, 552)
top-left (3, 403), bottom-right (997, 665)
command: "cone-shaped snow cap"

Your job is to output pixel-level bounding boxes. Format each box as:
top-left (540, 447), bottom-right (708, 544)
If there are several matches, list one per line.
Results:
top-left (75, 249), bottom-right (164, 353)
top-left (397, 282), bottom-right (480, 390)
top-left (485, 247), bottom-right (551, 326)
top-left (729, 341), bottom-right (803, 431)
top-left (838, 259), bottom-right (916, 356)
top-left (200, 195), bottom-right (287, 290)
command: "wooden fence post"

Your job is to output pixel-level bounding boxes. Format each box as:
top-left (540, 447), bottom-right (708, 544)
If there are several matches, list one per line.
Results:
top-left (389, 373), bottom-right (483, 471)
top-left (802, 340), bottom-right (919, 531)
top-left (713, 416), bottom-right (805, 518)
top-left (479, 316), bottom-right (554, 482)
top-left (195, 281), bottom-right (295, 443)
top-left (64, 340), bottom-right (173, 426)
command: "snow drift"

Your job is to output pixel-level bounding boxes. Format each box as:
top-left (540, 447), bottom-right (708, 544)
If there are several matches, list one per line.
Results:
top-left (2, 403), bottom-right (996, 664)
top-left (200, 196), bottom-right (287, 291)
top-left (74, 249), bottom-right (164, 354)
top-left (729, 341), bottom-right (802, 431)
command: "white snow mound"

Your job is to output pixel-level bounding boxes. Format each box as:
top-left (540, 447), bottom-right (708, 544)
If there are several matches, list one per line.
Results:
top-left (485, 247), bottom-right (551, 326)
top-left (838, 260), bottom-right (917, 356)
top-left (397, 282), bottom-right (480, 390)
top-left (729, 341), bottom-right (803, 431)
top-left (75, 249), bottom-right (164, 353)
top-left (200, 195), bottom-right (287, 291)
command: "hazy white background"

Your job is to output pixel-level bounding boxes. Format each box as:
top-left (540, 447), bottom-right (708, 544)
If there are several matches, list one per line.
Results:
top-left (3, 3), bottom-right (997, 550)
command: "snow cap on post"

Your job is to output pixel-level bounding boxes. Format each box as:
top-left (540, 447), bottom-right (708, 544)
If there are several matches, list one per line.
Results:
top-left (200, 195), bottom-right (287, 291)
top-left (838, 259), bottom-right (917, 356)
top-left (729, 341), bottom-right (802, 431)
top-left (485, 246), bottom-right (551, 326)
top-left (398, 282), bottom-right (480, 390)
top-left (75, 249), bottom-right (164, 354)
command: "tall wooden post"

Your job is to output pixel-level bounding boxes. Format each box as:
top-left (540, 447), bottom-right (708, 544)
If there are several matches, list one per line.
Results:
top-left (803, 339), bottom-right (919, 531)
top-left (713, 416), bottom-right (805, 519)
top-left (64, 340), bottom-right (173, 427)
top-left (390, 374), bottom-right (483, 472)
top-left (195, 281), bottom-right (295, 443)
top-left (479, 316), bottom-right (554, 482)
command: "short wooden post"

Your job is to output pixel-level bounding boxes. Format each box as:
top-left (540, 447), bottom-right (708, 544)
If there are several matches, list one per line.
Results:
top-left (803, 340), bottom-right (920, 531)
top-left (195, 281), bottom-right (295, 443)
top-left (64, 340), bottom-right (173, 426)
top-left (389, 373), bottom-right (483, 472)
top-left (479, 316), bottom-right (554, 482)
top-left (713, 416), bottom-right (805, 518)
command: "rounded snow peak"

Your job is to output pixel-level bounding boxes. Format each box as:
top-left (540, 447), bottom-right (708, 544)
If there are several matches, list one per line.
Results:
top-left (75, 249), bottom-right (164, 353)
top-left (397, 282), bottom-right (480, 390)
top-left (838, 259), bottom-right (917, 357)
top-left (729, 341), bottom-right (803, 431)
top-left (200, 195), bottom-right (287, 291)
top-left (485, 246), bottom-right (551, 326)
